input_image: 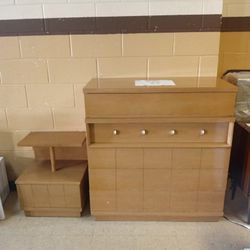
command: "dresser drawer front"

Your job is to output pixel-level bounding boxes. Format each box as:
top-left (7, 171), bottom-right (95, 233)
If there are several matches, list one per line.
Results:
top-left (85, 93), bottom-right (236, 118)
top-left (91, 123), bottom-right (229, 143)
top-left (88, 147), bottom-right (230, 215)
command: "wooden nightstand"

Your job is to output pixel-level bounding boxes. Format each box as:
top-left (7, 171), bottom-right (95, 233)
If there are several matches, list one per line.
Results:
top-left (16, 132), bottom-right (88, 217)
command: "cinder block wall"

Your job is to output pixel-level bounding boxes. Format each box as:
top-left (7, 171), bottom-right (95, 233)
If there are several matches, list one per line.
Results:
top-left (219, 0), bottom-right (250, 76)
top-left (0, 0), bottom-right (222, 180)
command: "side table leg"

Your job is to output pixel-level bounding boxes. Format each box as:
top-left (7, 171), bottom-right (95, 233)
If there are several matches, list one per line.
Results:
top-left (49, 146), bottom-right (56, 172)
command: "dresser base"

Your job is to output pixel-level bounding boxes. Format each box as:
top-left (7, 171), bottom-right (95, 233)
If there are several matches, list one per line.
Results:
top-left (94, 213), bottom-right (223, 222)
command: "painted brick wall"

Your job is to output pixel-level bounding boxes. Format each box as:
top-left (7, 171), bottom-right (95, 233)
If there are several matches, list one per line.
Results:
top-left (0, 0), bottom-right (223, 180)
top-left (0, 0), bottom-right (222, 19)
top-left (223, 0), bottom-right (250, 17)
top-left (219, 0), bottom-right (250, 76)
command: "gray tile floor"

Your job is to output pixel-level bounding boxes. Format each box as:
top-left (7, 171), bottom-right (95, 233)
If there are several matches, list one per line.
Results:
top-left (1, 192), bottom-right (250, 250)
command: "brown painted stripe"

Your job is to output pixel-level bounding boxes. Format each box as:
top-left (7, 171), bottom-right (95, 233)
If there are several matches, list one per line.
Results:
top-left (203, 15), bottom-right (222, 31)
top-left (0, 19), bottom-right (46, 36)
top-left (221, 17), bottom-right (250, 32)
top-left (149, 15), bottom-right (221, 32)
top-left (0, 15), bottom-right (221, 36)
top-left (95, 16), bottom-right (149, 34)
top-left (45, 18), bottom-right (95, 35)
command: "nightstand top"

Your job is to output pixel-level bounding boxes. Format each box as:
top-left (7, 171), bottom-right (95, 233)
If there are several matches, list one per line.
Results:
top-left (18, 131), bottom-right (86, 147)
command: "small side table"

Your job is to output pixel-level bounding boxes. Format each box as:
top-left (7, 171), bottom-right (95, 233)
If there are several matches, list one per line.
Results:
top-left (229, 122), bottom-right (250, 223)
top-left (16, 131), bottom-right (88, 217)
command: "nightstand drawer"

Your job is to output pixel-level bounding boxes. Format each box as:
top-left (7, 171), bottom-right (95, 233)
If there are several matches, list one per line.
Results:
top-left (16, 162), bottom-right (88, 217)
top-left (90, 122), bottom-right (229, 144)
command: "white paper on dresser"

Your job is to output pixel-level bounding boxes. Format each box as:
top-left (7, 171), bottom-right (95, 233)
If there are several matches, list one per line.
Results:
top-left (135, 80), bottom-right (176, 86)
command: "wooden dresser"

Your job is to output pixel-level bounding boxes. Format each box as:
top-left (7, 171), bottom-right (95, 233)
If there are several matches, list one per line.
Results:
top-left (84, 77), bottom-right (237, 221)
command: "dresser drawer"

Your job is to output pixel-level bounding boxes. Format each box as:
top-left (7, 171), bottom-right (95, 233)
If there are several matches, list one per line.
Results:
top-left (85, 92), bottom-right (236, 118)
top-left (16, 163), bottom-right (88, 217)
top-left (90, 122), bottom-right (229, 144)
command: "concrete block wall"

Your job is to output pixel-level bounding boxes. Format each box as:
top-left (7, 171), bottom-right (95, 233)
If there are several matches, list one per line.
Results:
top-left (0, 0), bottom-right (223, 180)
top-left (219, 0), bottom-right (250, 75)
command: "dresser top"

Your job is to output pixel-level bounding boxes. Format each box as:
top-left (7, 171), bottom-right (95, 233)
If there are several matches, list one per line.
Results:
top-left (84, 77), bottom-right (237, 94)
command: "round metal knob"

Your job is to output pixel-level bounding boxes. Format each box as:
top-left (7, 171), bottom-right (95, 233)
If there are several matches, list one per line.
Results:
top-left (200, 129), bottom-right (206, 136)
top-left (141, 129), bottom-right (147, 135)
top-left (169, 129), bottom-right (176, 136)
top-left (113, 129), bottom-right (119, 135)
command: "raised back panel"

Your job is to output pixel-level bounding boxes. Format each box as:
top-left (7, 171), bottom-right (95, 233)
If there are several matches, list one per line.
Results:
top-left (33, 143), bottom-right (87, 161)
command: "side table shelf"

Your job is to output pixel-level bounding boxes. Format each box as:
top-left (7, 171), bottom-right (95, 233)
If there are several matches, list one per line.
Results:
top-left (18, 131), bottom-right (86, 172)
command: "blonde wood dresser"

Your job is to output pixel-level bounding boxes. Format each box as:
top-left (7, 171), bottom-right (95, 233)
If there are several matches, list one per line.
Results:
top-left (84, 77), bottom-right (237, 221)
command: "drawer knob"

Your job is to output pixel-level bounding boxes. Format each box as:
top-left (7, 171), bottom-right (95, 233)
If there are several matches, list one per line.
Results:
top-left (169, 129), bottom-right (176, 135)
top-left (141, 129), bottom-right (148, 135)
top-left (200, 129), bottom-right (206, 136)
top-left (113, 129), bottom-right (119, 135)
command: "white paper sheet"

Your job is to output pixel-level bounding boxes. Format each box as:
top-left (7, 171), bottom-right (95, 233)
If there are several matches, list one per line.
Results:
top-left (135, 80), bottom-right (176, 87)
